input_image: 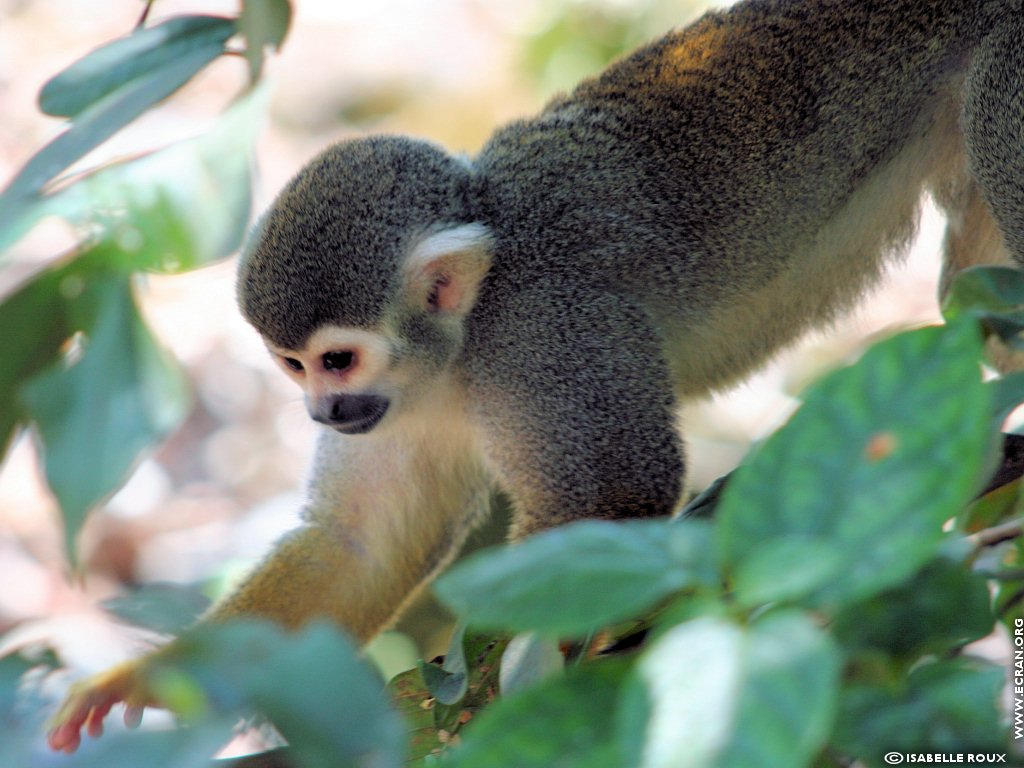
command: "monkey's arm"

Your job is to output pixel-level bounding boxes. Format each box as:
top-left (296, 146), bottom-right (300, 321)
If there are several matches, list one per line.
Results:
top-left (48, 423), bottom-right (488, 752)
top-left (471, 285), bottom-right (686, 535)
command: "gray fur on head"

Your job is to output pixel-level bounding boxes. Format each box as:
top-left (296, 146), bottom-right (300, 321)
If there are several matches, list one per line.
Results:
top-left (238, 136), bottom-right (475, 350)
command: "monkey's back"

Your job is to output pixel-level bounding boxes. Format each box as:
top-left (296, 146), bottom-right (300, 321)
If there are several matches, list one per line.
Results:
top-left (473, 0), bottom-right (1004, 393)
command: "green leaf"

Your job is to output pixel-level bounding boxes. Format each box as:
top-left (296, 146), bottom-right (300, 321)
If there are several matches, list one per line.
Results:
top-left (20, 272), bottom-right (189, 555)
top-left (4, 47), bottom-right (231, 206)
top-left (157, 621), bottom-right (405, 768)
top-left (446, 660), bottom-right (630, 768)
top-left (0, 265), bottom-right (74, 456)
top-left (54, 86), bottom-right (264, 272)
top-left (1, 83), bottom-right (264, 261)
top-left (102, 582), bottom-right (211, 635)
top-left (989, 371), bottom-right (1024, 426)
top-left (943, 265), bottom-right (1024, 317)
top-left (943, 265), bottom-right (1024, 348)
top-left (832, 558), bottom-right (994, 659)
top-left (717, 321), bottom-right (992, 609)
top-left (434, 518), bottom-right (717, 636)
top-left (0, 648), bottom-right (61, 768)
top-left (419, 623), bottom-right (469, 705)
top-left (619, 611), bottom-right (839, 768)
top-left (239, 0), bottom-right (293, 80)
top-left (388, 666), bottom-right (443, 763)
top-left (732, 536), bottom-right (845, 608)
top-left (835, 659), bottom-right (1006, 759)
top-left (39, 15), bottom-right (236, 119)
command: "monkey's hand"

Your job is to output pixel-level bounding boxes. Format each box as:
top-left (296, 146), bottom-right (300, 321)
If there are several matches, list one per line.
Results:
top-left (47, 658), bottom-right (154, 753)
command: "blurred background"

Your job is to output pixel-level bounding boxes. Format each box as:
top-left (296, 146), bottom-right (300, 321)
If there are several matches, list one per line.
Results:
top-left (0, 0), bottom-right (948, 717)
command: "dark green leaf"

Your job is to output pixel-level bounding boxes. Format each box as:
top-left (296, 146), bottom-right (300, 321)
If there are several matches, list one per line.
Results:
top-left (832, 558), bottom-right (994, 659)
top-left (943, 265), bottom-right (1024, 316)
top-left (619, 611), bottom-right (839, 768)
top-left (20, 272), bottom-right (189, 555)
top-left (0, 264), bottom-right (74, 457)
top-left (835, 659), bottom-right (1006, 760)
top-left (717, 321), bottom-right (992, 609)
top-left (989, 371), bottom-right (1024, 426)
top-left (39, 15), bottom-right (236, 118)
top-left (103, 582), bottom-right (211, 635)
top-left (943, 265), bottom-right (1024, 348)
top-left (435, 518), bottom-right (717, 636)
top-left (446, 660), bottom-right (629, 768)
top-left (419, 623), bottom-right (469, 705)
top-left (239, 0), bottom-right (293, 80)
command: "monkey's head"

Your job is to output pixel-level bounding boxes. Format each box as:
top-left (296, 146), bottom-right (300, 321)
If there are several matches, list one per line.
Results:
top-left (237, 136), bottom-right (492, 434)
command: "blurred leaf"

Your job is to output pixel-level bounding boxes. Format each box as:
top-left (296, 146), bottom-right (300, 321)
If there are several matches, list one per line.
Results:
top-left (989, 371), bottom-right (1024, 426)
top-left (419, 623), bottom-right (469, 705)
top-left (994, 537), bottom-right (1024, 630)
top-left (3, 45), bottom-right (233, 208)
top-left (388, 666), bottom-right (443, 763)
top-left (619, 611), bottom-right (839, 768)
top-left (944, 265), bottom-right (1024, 316)
top-left (0, 262), bottom-right (74, 455)
top-left (0, 647), bottom-right (59, 768)
top-left (39, 15), bottom-right (236, 119)
top-left (732, 536), bottom-right (845, 608)
top-left (239, 0), bottom-right (292, 80)
top-left (832, 558), bottom-right (994, 659)
top-left (1, 84), bottom-right (264, 264)
top-left (103, 582), bottom-right (212, 635)
top-left (961, 477), bottom-right (1021, 532)
top-left (157, 621), bottom-right (405, 768)
top-left (446, 660), bottom-right (629, 768)
top-left (835, 659), bottom-right (1006, 759)
top-left (432, 632), bottom-right (508, 737)
top-left (20, 271), bottom-right (189, 557)
top-left (435, 519), bottom-right (716, 636)
top-left (498, 632), bottom-right (563, 695)
top-left (943, 265), bottom-right (1024, 348)
top-left (716, 320), bottom-right (992, 609)
top-left (62, 724), bottom-right (238, 768)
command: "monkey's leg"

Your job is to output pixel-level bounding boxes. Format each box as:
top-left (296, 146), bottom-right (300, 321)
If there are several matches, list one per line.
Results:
top-left (470, 287), bottom-right (685, 537)
top-left (49, 422), bottom-right (489, 751)
top-left (962, 14), bottom-right (1024, 265)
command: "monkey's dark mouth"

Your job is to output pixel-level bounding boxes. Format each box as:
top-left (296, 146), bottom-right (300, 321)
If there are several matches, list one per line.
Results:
top-left (312, 393), bottom-right (390, 434)
top-left (332, 407), bottom-right (388, 434)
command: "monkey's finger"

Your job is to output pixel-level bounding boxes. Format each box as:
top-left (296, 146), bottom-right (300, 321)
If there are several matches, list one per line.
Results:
top-left (85, 701), bottom-right (113, 738)
top-left (124, 705), bottom-right (144, 729)
top-left (48, 719), bottom-right (84, 753)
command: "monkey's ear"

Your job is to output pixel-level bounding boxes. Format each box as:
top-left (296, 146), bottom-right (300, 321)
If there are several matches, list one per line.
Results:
top-left (404, 223), bottom-right (493, 316)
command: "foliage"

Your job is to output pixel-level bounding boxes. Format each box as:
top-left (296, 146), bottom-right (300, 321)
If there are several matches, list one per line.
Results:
top-left (2, 3), bottom-right (1023, 767)
top-left (0, 0), bottom-right (289, 559)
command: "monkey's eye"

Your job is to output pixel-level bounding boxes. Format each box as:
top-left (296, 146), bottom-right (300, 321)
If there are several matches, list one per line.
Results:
top-left (323, 350), bottom-right (355, 372)
top-left (282, 357), bottom-right (304, 373)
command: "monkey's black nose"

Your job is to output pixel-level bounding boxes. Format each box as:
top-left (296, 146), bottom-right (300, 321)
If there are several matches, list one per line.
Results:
top-left (312, 394), bottom-right (390, 434)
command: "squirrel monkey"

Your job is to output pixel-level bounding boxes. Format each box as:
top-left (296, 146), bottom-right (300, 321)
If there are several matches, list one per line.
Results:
top-left (49, 0), bottom-right (1024, 752)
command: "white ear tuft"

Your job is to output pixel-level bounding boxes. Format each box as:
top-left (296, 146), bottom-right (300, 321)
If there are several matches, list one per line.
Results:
top-left (404, 223), bottom-right (493, 316)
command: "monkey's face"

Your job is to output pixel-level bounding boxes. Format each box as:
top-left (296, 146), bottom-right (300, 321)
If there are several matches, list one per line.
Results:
top-left (266, 325), bottom-right (397, 434)
top-left (263, 222), bottom-right (494, 435)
